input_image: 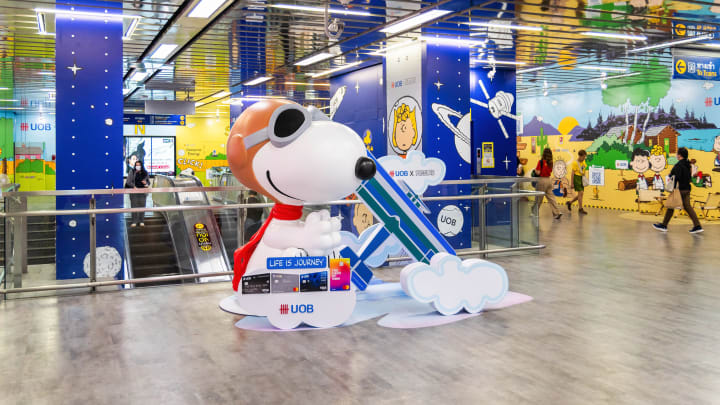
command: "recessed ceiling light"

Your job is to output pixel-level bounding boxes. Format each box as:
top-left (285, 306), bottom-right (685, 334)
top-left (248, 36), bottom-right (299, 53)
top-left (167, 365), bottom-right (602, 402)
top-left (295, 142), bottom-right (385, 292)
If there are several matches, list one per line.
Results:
top-left (188, 0), bottom-right (229, 18)
top-left (294, 53), bottom-right (335, 66)
top-left (309, 61), bottom-right (363, 78)
top-left (578, 65), bottom-right (627, 72)
top-left (149, 44), bottom-right (178, 60)
top-left (243, 76), bottom-right (273, 86)
top-left (581, 31), bottom-right (647, 41)
top-left (284, 82), bottom-right (331, 87)
top-left (475, 59), bottom-right (527, 65)
top-left (466, 22), bottom-right (542, 31)
top-left (381, 9), bottom-right (452, 34)
top-left (210, 90), bottom-right (231, 98)
top-left (628, 34), bottom-right (714, 53)
top-left (270, 4), bottom-right (371, 16)
top-left (130, 71), bottom-right (148, 82)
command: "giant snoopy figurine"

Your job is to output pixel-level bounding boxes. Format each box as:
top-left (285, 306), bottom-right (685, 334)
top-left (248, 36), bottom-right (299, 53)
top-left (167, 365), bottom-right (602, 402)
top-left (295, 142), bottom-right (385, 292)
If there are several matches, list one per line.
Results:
top-left (222, 99), bottom-right (509, 330)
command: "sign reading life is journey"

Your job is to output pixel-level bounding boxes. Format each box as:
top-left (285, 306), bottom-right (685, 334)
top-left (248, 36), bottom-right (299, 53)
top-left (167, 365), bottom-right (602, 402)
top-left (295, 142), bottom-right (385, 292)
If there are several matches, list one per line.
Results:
top-left (673, 55), bottom-right (720, 81)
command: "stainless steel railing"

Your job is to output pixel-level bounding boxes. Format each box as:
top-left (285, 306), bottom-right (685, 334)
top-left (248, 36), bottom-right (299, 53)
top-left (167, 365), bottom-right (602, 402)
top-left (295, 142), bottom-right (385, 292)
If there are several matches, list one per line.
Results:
top-left (0, 178), bottom-right (545, 296)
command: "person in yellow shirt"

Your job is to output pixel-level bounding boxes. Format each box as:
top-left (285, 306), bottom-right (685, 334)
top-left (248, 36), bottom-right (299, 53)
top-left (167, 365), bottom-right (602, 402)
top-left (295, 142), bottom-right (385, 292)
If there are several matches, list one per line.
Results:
top-left (566, 150), bottom-right (588, 215)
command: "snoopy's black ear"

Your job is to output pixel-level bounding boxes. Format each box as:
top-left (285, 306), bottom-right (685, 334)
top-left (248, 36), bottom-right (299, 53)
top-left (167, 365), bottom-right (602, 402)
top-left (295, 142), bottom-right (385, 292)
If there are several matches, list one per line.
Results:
top-left (274, 105), bottom-right (307, 139)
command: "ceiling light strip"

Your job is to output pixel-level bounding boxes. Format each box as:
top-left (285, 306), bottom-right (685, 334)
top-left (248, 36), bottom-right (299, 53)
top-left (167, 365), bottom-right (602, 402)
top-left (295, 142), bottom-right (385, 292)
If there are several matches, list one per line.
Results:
top-left (475, 59), bottom-right (526, 65)
top-left (242, 76), bottom-right (273, 86)
top-left (270, 4), bottom-right (371, 16)
top-left (188, 0), bottom-right (228, 18)
top-left (35, 7), bottom-right (140, 20)
top-left (380, 9), bottom-right (452, 34)
top-left (309, 61), bottom-right (363, 78)
top-left (294, 52), bottom-right (335, 66)
top-left (628, 34), bottom-right (715, 53)
top-left (466, 22), bottom-right (542, 31)
top-left (581, 31), bottom-right (647, 41)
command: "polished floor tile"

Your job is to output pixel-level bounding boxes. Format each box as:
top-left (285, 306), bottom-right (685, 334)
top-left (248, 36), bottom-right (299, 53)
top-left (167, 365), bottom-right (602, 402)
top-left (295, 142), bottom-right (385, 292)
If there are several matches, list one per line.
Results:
top-left (1, 207), bottom-right (720, 404)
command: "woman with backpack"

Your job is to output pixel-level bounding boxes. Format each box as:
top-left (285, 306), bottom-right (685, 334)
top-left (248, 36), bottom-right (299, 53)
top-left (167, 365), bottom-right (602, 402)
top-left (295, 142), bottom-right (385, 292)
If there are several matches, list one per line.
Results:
top-left (533, 148), bottom-right (562, 220)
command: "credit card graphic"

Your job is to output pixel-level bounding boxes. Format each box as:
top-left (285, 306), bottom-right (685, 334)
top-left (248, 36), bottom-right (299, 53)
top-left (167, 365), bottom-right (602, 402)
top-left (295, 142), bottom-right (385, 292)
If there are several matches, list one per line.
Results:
top-left (329, 258), bottom-right (351, 291)
top-left (242, 273), bottom-right (271, 294)
top-left (271, 273), bottom-right (300, 293)
top-left (300, 271), bottom-right (328, 292)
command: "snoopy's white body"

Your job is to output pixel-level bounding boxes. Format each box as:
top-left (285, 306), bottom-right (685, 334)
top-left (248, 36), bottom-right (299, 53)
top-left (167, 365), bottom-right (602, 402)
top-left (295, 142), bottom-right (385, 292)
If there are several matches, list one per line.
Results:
top-left (225, 107), bottom-right (368, 328)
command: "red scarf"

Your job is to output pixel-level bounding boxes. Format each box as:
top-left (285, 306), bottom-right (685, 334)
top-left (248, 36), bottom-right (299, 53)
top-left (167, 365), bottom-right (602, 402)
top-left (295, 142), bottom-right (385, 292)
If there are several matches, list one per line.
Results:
top-left (232, 203), bottom-right (303, 291)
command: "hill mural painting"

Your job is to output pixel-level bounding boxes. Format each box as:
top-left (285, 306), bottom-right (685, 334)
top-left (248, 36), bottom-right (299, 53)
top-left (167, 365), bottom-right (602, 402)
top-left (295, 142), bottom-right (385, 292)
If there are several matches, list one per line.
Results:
top-left (518, 78), bottom-right (720, 217)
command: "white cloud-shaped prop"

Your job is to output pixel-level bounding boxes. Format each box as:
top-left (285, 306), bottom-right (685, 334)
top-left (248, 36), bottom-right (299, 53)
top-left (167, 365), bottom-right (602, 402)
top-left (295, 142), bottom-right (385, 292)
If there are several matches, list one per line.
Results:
top-left (378, 150), bottom-right (445, 195)
top-left (339, 223), bottom-right (404, 268)
top-left (400, 253), bottom-right (508, 315)
top-left (83, 246), bottom-right (122, 279)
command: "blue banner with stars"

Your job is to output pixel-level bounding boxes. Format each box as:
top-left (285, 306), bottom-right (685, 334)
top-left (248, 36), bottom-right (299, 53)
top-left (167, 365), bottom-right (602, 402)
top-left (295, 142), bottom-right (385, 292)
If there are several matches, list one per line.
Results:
top-left (55, 0), bottom-right (125, 280)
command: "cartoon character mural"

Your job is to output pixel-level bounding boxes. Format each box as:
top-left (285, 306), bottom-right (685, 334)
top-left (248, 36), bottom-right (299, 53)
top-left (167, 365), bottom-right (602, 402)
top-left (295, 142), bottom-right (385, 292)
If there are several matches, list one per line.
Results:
top-left (352, 203), bottom-right (374, 235)
top-left (714, 135), bottom-right (720, 172)
top-left (649, 145), bottom-right (667, 191)
top-left (551, 159), bottom-right (570, 197)
top-left (631, 148), bottom-right (651, 190)
top-left (389, 97), bottom-right (421, 156)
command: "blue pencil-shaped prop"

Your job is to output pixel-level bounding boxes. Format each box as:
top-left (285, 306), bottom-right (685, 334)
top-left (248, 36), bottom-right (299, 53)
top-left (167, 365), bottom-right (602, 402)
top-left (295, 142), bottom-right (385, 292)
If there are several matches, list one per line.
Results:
top-left (343, 151), bottom-right (456, 290)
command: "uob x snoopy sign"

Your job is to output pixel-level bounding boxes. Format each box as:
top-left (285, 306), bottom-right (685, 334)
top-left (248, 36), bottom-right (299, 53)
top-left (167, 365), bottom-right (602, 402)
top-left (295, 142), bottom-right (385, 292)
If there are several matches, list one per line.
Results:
top-left (219, 99), bottom-right (509, 330)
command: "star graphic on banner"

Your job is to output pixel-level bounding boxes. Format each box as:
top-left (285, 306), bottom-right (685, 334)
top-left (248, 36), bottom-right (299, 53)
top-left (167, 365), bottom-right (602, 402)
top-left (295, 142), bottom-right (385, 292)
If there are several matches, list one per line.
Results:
top-left (355, 81), bottom-right (360, 94)
top-left (67, 62), bottom-right (83, 78)
top-left (503, 154), bottom-right (511, 171)
top-left (434, 80), bottom-right (444, 90)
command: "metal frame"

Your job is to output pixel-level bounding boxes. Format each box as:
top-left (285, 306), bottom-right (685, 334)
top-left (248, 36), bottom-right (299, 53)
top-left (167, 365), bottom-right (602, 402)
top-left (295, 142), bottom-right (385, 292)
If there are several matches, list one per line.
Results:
top-left (0, 178), bottom-right (544, 297)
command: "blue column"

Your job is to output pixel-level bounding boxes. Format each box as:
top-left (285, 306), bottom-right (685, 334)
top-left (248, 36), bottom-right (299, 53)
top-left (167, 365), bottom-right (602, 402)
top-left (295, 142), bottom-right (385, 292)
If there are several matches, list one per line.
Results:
top-left (55, 1), bottom-right (124, 279)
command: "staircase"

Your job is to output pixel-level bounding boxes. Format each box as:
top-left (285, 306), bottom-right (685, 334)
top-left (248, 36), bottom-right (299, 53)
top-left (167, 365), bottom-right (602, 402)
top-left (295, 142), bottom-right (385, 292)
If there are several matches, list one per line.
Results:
top-left (0, 216), bottom-right (56, 267)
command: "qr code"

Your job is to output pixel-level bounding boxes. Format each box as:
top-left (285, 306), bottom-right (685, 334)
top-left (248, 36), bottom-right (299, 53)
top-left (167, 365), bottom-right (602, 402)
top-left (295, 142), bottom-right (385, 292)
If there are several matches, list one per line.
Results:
top-left (591, 171), bottom-right (602, 185)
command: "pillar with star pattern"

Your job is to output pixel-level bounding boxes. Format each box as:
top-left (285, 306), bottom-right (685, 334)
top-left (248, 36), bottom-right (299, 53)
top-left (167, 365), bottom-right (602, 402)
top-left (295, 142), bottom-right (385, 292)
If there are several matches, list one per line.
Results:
top-left (54, 0), bottom-right (125, 279)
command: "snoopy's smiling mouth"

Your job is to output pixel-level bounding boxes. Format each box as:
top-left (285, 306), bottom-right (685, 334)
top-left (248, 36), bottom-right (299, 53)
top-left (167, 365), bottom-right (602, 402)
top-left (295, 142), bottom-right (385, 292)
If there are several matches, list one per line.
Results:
top-left (266, 170), bottom-right (302, 201)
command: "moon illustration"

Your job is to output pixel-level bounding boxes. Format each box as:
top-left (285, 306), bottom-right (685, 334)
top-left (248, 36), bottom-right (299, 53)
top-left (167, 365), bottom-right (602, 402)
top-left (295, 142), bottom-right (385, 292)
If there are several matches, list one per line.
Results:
top-left (431, 103), bottom-right (471, 163)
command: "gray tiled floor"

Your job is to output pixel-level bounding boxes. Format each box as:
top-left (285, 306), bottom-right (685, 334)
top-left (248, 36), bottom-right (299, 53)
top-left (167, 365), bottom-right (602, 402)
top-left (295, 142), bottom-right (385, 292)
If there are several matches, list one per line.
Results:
top-left (2, 207), bottom-right (720, 404)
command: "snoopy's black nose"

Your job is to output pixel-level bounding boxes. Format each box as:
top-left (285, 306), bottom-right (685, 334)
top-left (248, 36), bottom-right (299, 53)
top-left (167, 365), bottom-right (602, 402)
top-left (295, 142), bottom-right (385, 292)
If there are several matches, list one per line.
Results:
top-left (355, 157), bottom-right (376, 180)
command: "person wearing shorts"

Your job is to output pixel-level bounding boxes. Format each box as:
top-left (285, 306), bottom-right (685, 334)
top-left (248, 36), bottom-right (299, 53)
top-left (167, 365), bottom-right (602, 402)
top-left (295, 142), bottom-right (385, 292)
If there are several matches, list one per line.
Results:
top-left (566, 150), bottom-right (588, 215)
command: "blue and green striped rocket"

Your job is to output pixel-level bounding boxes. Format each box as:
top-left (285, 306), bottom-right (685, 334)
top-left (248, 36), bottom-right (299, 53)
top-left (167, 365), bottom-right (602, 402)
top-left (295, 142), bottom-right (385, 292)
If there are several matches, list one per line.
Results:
top-left (340, 151), bottom-right (456, 290)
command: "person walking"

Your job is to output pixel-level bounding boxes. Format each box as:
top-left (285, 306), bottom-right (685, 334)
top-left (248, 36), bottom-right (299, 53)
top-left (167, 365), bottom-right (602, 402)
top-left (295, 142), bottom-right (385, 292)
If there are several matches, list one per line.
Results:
top-left (127, 160), bottom-right (150, 227)
top-left (653, 147), bottom-right (703, 234)
top-left (534, 148), bottom-right (562, 220)
top-left (566, 149), bottom-right (588, 215)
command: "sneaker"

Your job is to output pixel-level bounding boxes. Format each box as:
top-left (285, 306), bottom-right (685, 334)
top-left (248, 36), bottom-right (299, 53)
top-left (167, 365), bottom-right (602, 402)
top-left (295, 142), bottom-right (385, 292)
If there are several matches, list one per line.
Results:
top-left (566, 201), bottom-right (572, 211)
top-left (130, 223), bottom-right (137, 228)
top-left (652, 223), bottom-right (667, 232)
top-left (554, 213), bottom-right (562, 220)
top-left (579, 209), bottom-right (588, 215)
top-left (689, 226), bottom-right (704, 234)
top-left (139, 222), bottom-right (145, 227)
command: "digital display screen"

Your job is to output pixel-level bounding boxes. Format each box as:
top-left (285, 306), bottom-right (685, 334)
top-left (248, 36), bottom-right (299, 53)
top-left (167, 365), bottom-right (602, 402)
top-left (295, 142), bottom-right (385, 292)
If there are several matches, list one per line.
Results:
top-left (124, 136), bottom-right (176, 176)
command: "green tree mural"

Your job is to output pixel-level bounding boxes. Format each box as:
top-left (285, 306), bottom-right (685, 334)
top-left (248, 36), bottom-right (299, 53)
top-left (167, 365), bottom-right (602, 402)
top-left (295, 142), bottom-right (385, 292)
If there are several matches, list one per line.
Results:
top-left (601, 57), bottom-right (671, 144)
top-left (0, 118), bottom-right (13, 160)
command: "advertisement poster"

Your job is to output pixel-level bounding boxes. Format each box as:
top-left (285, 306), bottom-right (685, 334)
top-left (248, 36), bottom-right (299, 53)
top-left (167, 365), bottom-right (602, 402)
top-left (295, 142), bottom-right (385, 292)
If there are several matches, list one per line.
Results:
top-left (124, 136), bottom-right (176, 176)
top-left (386, 42), bottom-right (423, 157)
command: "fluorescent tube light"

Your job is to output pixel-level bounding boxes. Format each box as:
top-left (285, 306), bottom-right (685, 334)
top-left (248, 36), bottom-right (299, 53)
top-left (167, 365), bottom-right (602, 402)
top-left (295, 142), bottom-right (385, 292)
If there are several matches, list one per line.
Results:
top-left (124, 17), bottom-right (140, 40)
top-left (421, 36), bottom-right (487, 47)
top-left (0, 99), bottom-right (18, 102)
top-left (381, 9), bottom-right (452, 34)
top-left (370, 40), bottom-right (418, 55)
top-left (309, 61), bottom-right (363, 78)
top-left (188, 0), bottom-right (228, 18)
top-left (578, 65), bottom-right (627, 72)
top-left (628, 34), bottom-right (714, 53)
top-left (586, 72), bottom-right (642, 82)
top-left (475, 59), bottom-right (526, 65)
top-left (467, 22), bottom-right (542, 31)
top-left (0, 107), bottom-right (24, 110)
top-left (37, 71), bottom-right (55, 76)
top-left (130, 71), bottom-right (148, 82)
top-left (581, 31), bottom-right (647, 41)
top-left (37, 12), bottom-right (46, 34)
top-left (270, 4), bottom-right (371, 16)
top-left (41, 88), bottom-right (55, 91)
top-left (149, 44), bottom-right (178, 60)
top-left (283, 82), bottom-right (331, 87)
top-left (243, 76), bottom-right (273, 86)
top-left (210, 90), bottom-right (231, 98)
top-left (0, 87), bottom-right (8, 90)
top-left (294, 53), bottom-right (335, 66)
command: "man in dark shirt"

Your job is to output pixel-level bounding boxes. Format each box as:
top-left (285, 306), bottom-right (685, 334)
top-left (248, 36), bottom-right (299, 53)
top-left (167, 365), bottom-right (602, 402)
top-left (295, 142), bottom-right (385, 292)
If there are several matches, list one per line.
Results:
top-left (653, 147), bottom-right (703, 234)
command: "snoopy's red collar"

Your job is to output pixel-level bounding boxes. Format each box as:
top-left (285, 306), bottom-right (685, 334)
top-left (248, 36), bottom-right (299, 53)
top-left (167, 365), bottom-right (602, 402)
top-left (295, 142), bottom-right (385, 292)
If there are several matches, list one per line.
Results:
top-left (232, 203), bottom-right (304, 291)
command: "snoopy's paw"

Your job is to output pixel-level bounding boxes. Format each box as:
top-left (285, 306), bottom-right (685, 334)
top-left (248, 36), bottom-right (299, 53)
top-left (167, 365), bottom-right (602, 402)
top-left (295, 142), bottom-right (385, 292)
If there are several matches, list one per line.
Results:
top-left (303, 210), bottom-right (342, 256)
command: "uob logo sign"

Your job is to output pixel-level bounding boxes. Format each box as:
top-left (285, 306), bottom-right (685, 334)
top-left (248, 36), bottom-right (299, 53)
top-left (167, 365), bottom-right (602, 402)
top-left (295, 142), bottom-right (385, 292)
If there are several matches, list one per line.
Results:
top-left (21, 122), bottom-right (52, 132)
top-left (279, 304), bottom-right (314, 315)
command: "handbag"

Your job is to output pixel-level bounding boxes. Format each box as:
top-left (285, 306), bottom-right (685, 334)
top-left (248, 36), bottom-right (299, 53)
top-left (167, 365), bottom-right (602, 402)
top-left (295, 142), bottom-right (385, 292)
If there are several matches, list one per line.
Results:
top-left (666, 188), bottom-right (683, 209)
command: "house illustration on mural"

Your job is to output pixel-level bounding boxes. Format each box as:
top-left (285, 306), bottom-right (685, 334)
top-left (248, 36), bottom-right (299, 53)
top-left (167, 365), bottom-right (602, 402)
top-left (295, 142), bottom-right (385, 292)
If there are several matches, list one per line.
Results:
top-left (643, 125), bottom-right (679, 154)
top-left (15, 144), bottom-right (42, 160)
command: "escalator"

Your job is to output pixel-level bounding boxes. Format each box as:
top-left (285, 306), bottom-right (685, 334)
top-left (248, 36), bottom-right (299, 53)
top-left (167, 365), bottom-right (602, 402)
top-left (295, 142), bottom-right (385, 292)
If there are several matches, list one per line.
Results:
top-left (124, 174), bottom-right (231, 286)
